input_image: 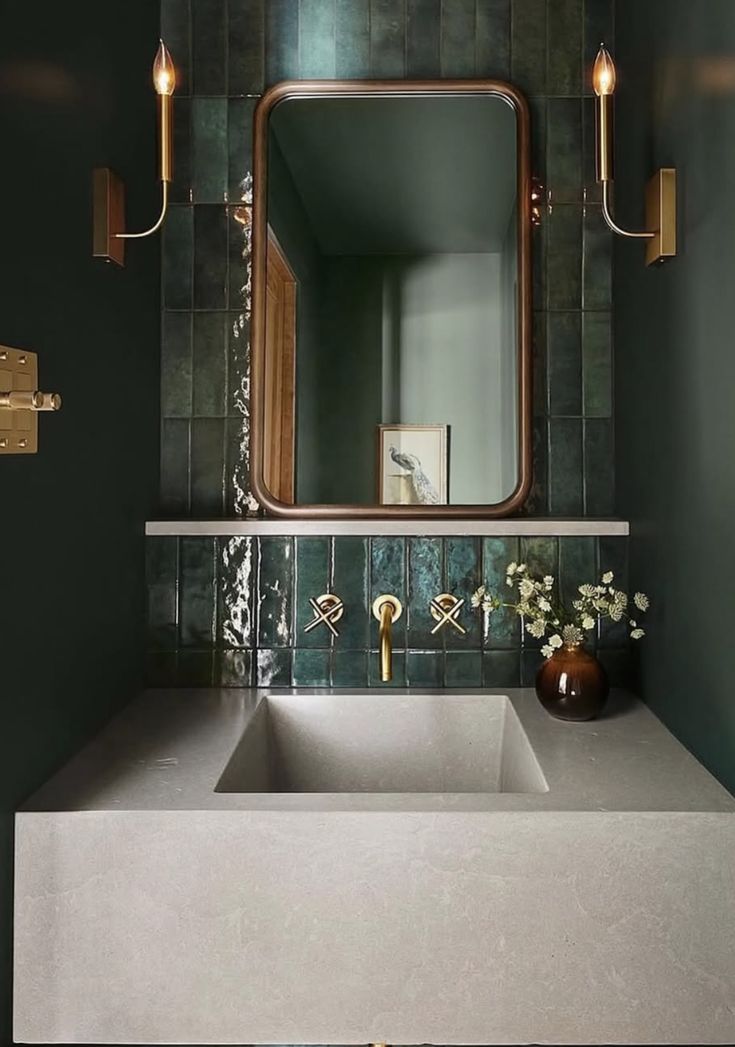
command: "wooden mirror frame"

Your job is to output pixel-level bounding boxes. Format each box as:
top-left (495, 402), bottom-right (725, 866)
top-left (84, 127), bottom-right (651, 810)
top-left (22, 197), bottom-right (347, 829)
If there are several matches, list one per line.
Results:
top-left (251, 80), bottom-right (533, 519)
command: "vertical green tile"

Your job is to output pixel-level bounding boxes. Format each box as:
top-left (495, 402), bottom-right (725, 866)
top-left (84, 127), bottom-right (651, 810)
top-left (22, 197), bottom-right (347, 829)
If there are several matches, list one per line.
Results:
top-left (293, 647), bottom-right (331, 686)
top-left (532, 214), bottom-right (547, 311)
top-left (584, 0), bottom-right (614, 97)
top-left (370, 0), bottom-right (406, 78)
top-left (192, 98), bottom-right (227, 203)
top-left (583, 205), bottom-right (612, 310)
top-left (194, 206), bottom-right (228, 310)
top-left (547, 0), bottom-right (582, 95)
top-left (406, 651), bottom-right (444, 688)
top-left (171, 98), bottom-right (192, 204)
top-left (476, 0), bottom-right (510, 79)
top-left (582, 311), bottom-right (612, 417)
top-left (336, 0), bottom-right (370, 77)
top-left (547, 98), bottom-right (582, 203)
top-left (215, 649), bottom-right (253, 686)
top-left (445, 651), bottom-right (482, 687)
top-left (546, 205), bottom-right (582, 310)
top-left (440, 0), bottom-right (475, 77)
top-left (407, 0), bottom-right (441, 78)
top-left (482, 537), bottom-right (521, 648)
top-left (548, 312), bottom-right (582, 416)
top-left (192, 0), bottom-right (226, 94)
top-left (529, 95), bottom-right (547, 183)
top-left (179, 538), bottom-right (216, 647)
top-left (295, 537), bottom-right (331, 646)
top-left (370, 537), bottom-right (406, 648)
top-left (333, 537), bottom-right (369, 648)
top-left (533, 312), bottom-right (547, 417)
top-left (332, 650), bottom-right (368, 687)
top-left (217, 536), bottom-right (254, 647)
top-left (511, 0), bottom-right (546, 96)
top-left (368, 650), bottom-right (406, 686)
top-left (160, 418), bottom-right (190, 515)
top-left (526, 417), bottom-right (549, 515)
top-left (266, 0), bottom-right (300, 83)
top-left (582, 96), bottom-right (601, 201)
top-left (162, 312), bottom-right (192, 418)
top-left (228, 0), bottom-right (265, 94)
top-left (548, 418), bottom-right (584, 515)
top-left (147, 538), bottom-right (179, 651)
top-left (163, 206), bottom-right (193, 310)
top-left (193, 312), bottom-right (227, 417)
top-left (161, 0), bottom-right (191, 95)
top-left (227, 313), bottom-right (250, 416)
top-left (519, 536), bottom-right (559, 580)
top-left (228, 98), bottom-right (256, 203)
top-left (407, 538), bottom-right (443, 648)
top-left (559, 535), bottom-right (596, 609)
top-left (177, 651), bottom-right (215, 686)
top-left (300, 0), bottom-right (337, 77)
top-left (228, 209), bottom-right (251, 311)
top-left (146, 651), bottom-right (179, 687)
top-left (521, 647), bottom-right (543, 685)
top-left (257, 537), bottom-right (294, 647)
top-left (256, 648), bottom-right (292, 686)
top-left (190, 417), bottom-right (225, 515)
top-left (482, 650), bottom-right (521, 687)
top-left (598, 535), bottom-right (629, 648)
top-left (444, 537), bottom-right (480, 648)
top-left (584, 418), bottom-right (614, 515)
top-left (224, 414), bottom-right (251, 516)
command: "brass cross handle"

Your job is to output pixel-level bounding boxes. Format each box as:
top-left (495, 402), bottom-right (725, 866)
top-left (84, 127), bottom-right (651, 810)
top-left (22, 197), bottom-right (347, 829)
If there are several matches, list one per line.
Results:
top-left (303, 593), bottom-right (344, 638)
top-left (430, 593), bottom-right (467, 635)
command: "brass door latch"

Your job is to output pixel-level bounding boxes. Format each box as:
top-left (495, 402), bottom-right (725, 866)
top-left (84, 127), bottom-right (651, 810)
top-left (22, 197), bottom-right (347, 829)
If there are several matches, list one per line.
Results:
top-left (0, 346), bottom-right (61, 454)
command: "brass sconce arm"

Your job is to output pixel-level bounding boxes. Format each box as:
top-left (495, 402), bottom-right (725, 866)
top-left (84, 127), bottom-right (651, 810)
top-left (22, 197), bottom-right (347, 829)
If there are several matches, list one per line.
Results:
top-left (115, 181), bottom-right (169, 240)
top-left (601, 181), bottom-right (655, 240)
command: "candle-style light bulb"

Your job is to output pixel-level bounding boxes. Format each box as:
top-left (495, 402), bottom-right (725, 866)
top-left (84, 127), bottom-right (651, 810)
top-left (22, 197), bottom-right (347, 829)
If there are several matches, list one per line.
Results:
top-left (153, 39), bottom-right (176, 96)
top-left (593, 44), bottom-right (616, 97)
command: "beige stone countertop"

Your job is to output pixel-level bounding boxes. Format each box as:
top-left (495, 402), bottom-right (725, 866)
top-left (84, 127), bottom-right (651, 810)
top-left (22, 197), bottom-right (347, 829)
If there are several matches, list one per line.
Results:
top-left (21, 687), bottom-right (735, 814)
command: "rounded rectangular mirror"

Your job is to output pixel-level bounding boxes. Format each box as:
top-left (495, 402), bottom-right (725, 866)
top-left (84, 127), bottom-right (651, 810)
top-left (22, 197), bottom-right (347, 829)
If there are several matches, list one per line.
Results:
top-left (251, 81), bottom-right (533, 518)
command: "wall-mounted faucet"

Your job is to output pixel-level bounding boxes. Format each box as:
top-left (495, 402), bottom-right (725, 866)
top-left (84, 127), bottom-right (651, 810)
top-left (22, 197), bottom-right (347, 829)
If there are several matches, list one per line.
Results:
top-left (372, 595), bottom-right (402, 683)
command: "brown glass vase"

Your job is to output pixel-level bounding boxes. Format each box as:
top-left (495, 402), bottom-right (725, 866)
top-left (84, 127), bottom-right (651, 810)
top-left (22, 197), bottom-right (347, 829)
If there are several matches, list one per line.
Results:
top-left (535, 644), bottom-right (609, 721)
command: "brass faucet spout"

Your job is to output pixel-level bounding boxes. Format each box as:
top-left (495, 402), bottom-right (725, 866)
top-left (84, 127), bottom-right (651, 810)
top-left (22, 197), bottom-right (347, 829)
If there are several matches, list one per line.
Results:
top-left (372, 595), bottom-right (403, 683)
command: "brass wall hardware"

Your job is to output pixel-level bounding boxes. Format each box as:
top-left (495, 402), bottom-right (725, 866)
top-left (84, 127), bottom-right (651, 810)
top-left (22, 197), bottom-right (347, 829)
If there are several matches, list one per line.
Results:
top-left (372, 594), bottom-right (403, 683)
top-left (0, 346), bottom-right (62, 455)
top-left (304, 593), bottom-right (344, 638)
top-left (593, 44), bottom-right (677, 266)
top-left (93, 40), bottom-right (176, 267)
top-left (429, 593), bottom-right (467, 635)
top-left (530, 178), bottom-right (545, 226)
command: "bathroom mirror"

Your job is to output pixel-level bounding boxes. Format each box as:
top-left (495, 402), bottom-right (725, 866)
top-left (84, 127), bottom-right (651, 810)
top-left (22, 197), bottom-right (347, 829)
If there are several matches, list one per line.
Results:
top-left (251, 81), bottom-right (533, 518)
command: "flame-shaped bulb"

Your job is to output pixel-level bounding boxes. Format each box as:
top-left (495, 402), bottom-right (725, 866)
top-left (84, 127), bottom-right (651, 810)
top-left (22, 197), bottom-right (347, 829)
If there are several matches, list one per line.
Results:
top-left (593, 44), bottom-right (616, 96)
top-left (153, 40), bottom-right (176, 96)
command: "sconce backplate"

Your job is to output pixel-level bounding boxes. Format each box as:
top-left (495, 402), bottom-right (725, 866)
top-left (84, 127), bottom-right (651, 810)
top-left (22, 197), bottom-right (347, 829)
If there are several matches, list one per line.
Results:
top-left (0, 347), bottom-right (38, 454)
top-left (93, 168), bottom-right (126, 267)
top-left (645, 168), bottom-right (677, 266)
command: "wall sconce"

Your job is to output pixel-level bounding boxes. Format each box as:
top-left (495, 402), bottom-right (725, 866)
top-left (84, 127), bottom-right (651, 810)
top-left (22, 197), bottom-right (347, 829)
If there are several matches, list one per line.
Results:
top-left (594, 43), bottom-right (677, 266)
top-left (93, 40), bottom-right (176, 268)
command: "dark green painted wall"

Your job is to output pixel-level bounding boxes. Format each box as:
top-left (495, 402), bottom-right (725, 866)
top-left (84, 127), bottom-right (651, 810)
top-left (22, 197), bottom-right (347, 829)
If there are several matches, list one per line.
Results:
top-left (0, 2), bottom-right (160, 1040)
top-left (615, 0), bottom-right (735, 793)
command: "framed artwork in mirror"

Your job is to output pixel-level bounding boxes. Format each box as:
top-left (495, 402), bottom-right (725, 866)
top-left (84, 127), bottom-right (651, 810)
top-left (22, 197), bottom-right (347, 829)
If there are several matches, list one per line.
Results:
top-left (377, 424), bottom-right (448, 506)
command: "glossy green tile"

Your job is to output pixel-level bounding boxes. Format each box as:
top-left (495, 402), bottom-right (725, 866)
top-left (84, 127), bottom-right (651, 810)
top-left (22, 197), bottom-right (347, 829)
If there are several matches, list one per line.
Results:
top-left (529, 95), bottom-right (547, 182)
top-left (160, 418), bottom-right (190, 515)
top-left (163, 206), bottom-right (193, 310)
top-left (300, 0), bottom-right (337, 78)
top-left (368, 650), bottom-right (406, 686)
top-left (223, 415), bottom-right (249, 516)
top-left (547, 0), bottom-right (582, 95)
top-left (370, 537), bottom-right (406, 648)
top-left (598, 535), bottom-right (628, 589)
top-left (476, 0), bottom-right (510, 79)
top-left (190, 417), bottom-right (225, 515)
top-left (192, 312), bottom-right (227, 417)
top-left (228, 208), bottom-right (250, 311)
top-left (559, 535), bottom-right (596, 609)
top-left (370, 0), bottom-right (406, 78)
top-left (257, 537), bottom-right (294, 647)
top-left (217, 536), bottom-right (254, 647)
top-left (266, 0), bottom-right (300, 84)
top-left (548, 312), bottom-right (582, 416)
top-left (582, 96), bottom-right (601, 202)
top-left (406, 651), bottom-right (443, 688)
top-left (445, 651), bottom-right (482, 687)
top-left (444, 537), bottom-right (481, 648)
top-left (179, 538), bottom-right (216, 647)
top-left (227, 312), bottom-right (251, 416)
top-left (295, 537), bottom-right (331, 647)
top-left (146, 651), bottom-right (179, 687)
top-left (519, 536), bottom-right (559, 581)
top-left (546, 204), bottom-right (582, 310)
top-left (511, 0), bottom-right (546, 97)
top-left (441, 0), bottom-right (475, 78)
top-left (333, 537), bottom-right (369, 648)
top-left (532, 311), bottom-right (547, 417)
top-left (582, 311), bottom-right (612, 417)
top-left (332, 650), bottom-right (368, 687)
top-left (228, 0), bottom-right (265, 94)
top-left (192, 98), bottom-right (227, 203)
top-left (532, 218), bottom-right (546, 312)
top-left (256, 648), bottom-right (293, 686)
top-left (228, 98), bottom-right (256, 203)
top-left (584, 418), bottom-right (614, 516)
top-left (194, 206), bottom-right (228, 310)
top-left (177, 650), bottom-right (215, 686)
top-left (548, 418), bottom-right (583, 515)
top-left (171, 98), bottom-right (192, 205)
top-left (525, 417), bottom-right (549, 515)
top-left (521, 647), bottom-right (543, 686)
top-left (547, 98), bottom-right (582, 204)
top-left (482, 537), bottom-right (520, 648)
top-left (407, 0), bottom-right (441, 79)
top-left (161, 0), bottom-right (191, 96)
top-left (584, 0), bottom-right (614, 97)
top-left (162, 312), bottom-right (192, 418)
top-left (192, 0), bottom-right (226, 94)
top-left (407, 537), bottom-right (443, 648)
top-left (147, 536), bottom-right (179, 588)
top-left (147, 538), bottom-right (179, 651)
top-left (293, 647), bottom-right (331, 686)
top-left (215, 648), bottom-right (253, 686)
top-left (583, 205), bottom-right (612, 310)
top-left (335, 0), bottom-right (370, 77)
top-left (483, 650), bottom-right (521, 687)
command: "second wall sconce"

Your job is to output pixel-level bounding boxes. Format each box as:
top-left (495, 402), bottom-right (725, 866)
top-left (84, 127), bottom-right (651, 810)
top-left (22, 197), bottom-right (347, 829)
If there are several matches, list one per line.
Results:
top-left (93, 40), bottom-right (176, 267)
top-left (594, 44), bottom-right (676, 266)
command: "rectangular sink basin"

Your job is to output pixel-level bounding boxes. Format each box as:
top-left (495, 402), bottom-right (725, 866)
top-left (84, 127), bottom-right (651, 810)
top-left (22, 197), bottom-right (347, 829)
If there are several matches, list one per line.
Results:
top-left (216, 694), bottom-right (547, 794)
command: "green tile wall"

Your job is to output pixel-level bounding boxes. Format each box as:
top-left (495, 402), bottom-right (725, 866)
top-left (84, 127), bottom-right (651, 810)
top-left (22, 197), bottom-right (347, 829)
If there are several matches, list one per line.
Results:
top-left (147, 534), bottom-right (630, 687)
top-left (159, 0), bottom-right (616, 518)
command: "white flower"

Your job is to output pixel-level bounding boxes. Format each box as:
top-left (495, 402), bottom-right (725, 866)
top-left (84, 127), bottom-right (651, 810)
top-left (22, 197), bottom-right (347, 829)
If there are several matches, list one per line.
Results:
top-left (634, 592), bottom-right (650, 612)
top-left (482, 595), bottom-right (497, 614)
top-left (582, 615), bottom-right (596, 630)
top-left (526, 618), bottom-right (547, 639)
top-left (471, 586), bottom-right (485, 609)
top-left (538, 597), bottom-right (551, 613)
top-left (541, 644), bottom-right (555, 659)
top-left (517, 563), bottom-right (527, 574)
top-left (602, 571), bottom-right (614, 584)
top-left (543, 575), bottom-right (554, 590)
top-left (518, 578), bottom-right (535, 598)
top-left (578, 584), bottom-right (596, 597)
top-left (549, 634), bottom-right (563, 649)
top-left (562, 624), bottom-right (584, 646)
top-left (507, 562), bottom-right (518, 576)
top-left (631, 628), bottom-right (645, 640)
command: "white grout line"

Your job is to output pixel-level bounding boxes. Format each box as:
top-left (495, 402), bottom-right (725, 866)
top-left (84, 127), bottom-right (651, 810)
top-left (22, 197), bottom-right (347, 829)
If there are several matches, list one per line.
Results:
top-left (145, 518), bottom-right (630, 537)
